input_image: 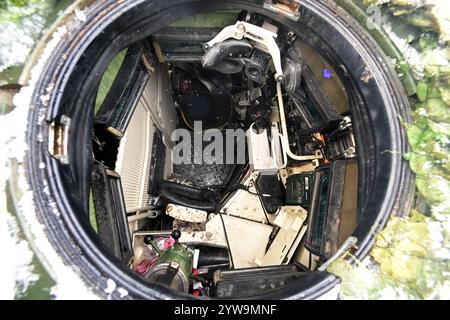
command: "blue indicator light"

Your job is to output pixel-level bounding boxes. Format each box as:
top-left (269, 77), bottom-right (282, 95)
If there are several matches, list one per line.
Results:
top-left (323, 68), bottom-right (332, 79)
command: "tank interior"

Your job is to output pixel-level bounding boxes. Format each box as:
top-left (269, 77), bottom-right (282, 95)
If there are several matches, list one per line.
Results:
top-left (88, 10), bottom-right (359, 298)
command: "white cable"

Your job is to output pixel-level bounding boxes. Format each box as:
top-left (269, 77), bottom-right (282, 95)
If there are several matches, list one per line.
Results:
top-left (276, 82), bottom-right (322, 161)
top-left (270, 130), bottom-right (288, 169)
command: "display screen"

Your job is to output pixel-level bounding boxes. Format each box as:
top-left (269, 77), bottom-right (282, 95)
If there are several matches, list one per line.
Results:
top-left (311, 169), bottom-right (330, 248)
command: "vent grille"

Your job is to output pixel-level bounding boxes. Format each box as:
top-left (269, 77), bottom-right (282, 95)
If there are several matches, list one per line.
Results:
top-left (116, 100), bottom-right (155, 210)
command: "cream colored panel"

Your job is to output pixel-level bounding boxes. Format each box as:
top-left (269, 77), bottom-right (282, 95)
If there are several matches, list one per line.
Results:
top-left (179, 214), bottom-right (273, 269)
top-left (166, 204), bottom-right (208, 223)
top-left (116, 103), bottom-right (155, 210)
top-left (221, 171), bottom-right (276, 224)
top-left (141, 63), bottom-right (177, 148)
top-left (257, 206), bottom-right (307, 266)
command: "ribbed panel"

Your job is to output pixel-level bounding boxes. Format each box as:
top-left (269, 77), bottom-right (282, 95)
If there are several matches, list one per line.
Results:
top-left (116, 64), bottom-right (176, 211)
top-left (116, 100), bottom-right (154, 210)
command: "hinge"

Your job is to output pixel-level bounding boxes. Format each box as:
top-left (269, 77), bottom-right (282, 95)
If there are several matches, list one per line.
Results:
top-left (48, 115), bottom-right (71, 164)
top-left (263, 0), bottom-right (301, 21)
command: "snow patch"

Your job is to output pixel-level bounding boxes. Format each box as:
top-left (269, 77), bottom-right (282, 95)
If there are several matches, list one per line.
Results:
top-left (1, 11), bottom-right (98, 300)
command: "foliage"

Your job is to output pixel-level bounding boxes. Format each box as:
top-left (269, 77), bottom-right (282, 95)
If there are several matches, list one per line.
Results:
top-left (0, 0), bottom-right (49, 24)
top-left (0, 0), bottom-right (53, 79)
top-left (330, 0), bottom-right (450, 300)
top-left (94, 49), bottom-right (127, 114)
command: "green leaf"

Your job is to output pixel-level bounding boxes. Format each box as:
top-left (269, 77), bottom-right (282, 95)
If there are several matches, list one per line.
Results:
top-left (416, 80), bottom-right (428, 102)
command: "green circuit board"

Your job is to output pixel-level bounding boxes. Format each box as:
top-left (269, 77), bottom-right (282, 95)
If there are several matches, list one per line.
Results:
top-left (285, 172), bottom-right (315, 207)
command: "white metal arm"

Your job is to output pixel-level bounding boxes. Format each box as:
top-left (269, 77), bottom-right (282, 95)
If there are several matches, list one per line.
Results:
top-left (204, 21), bottom-right (284, 82)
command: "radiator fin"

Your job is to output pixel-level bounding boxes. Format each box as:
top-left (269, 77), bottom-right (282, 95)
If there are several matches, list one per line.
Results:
top-left (116, 101), bottom-right (154, 210)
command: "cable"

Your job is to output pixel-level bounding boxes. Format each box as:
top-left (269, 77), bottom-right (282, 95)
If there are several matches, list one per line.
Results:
top-left (207, 182), bottom-right (274, 226)
top-left (218, 213), bottom-right (235, 269)
top-left (250, 179), bottom-right (274, 226)
top-left (203, 183), bottom-right (278, 198)
top-left (210, 200), bottom-right (235, 269)
top-left (243, 187), bottom-right (275, 198)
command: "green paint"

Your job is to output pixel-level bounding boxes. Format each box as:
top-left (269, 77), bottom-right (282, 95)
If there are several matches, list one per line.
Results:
top-left (89, 190), bottom-right (98, 233)
top-left (94, 49), bottom-right (127, 115)
top-left (157, 244), bottom-right (193, 281)
top-left (169, 11), bottom-right (239, 28)
top-left (5, 181), bottom-right (56, 300)
top-left (18, 255), bottom-right (56, 300)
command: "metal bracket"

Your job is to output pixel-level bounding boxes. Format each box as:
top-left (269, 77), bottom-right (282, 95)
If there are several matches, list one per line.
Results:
top-left (339, 116), bottom-right (356, 159)
top-left (344, 146), bottom-right (356, 159)
top-left (339, 116), bottom-right (352, 131)
top-left (48, 115), bottom-right (71, 164)
top-left (263, 0), bottom-right (301, 21)
top-left (204, 21), bottom-right (284, 82)
top-left (318, 236), bottom-right (358, 271)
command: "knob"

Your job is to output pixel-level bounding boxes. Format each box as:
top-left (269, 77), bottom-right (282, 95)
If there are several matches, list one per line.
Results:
top-left (171, 230), bottom-right (181, 241)
top-left (143, 235), bottom-right (153, 245)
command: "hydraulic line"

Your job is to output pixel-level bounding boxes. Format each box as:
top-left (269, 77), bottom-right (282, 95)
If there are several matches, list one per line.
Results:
top-left (276, 81), bottom-right (322, 161)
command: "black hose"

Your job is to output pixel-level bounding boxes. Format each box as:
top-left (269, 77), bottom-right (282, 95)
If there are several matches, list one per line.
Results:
top-left (159, 188), bottom-right (216, 212)
top-left (159, 181), bottom-right (206, 201)
top-left (157, 159), bottom-right (248, 213)
top-left (190, 244), bottom-right (230, 268)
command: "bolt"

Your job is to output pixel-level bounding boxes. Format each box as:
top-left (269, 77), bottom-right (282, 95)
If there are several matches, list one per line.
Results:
top-left (169, 261), bottom-right (180, 270)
